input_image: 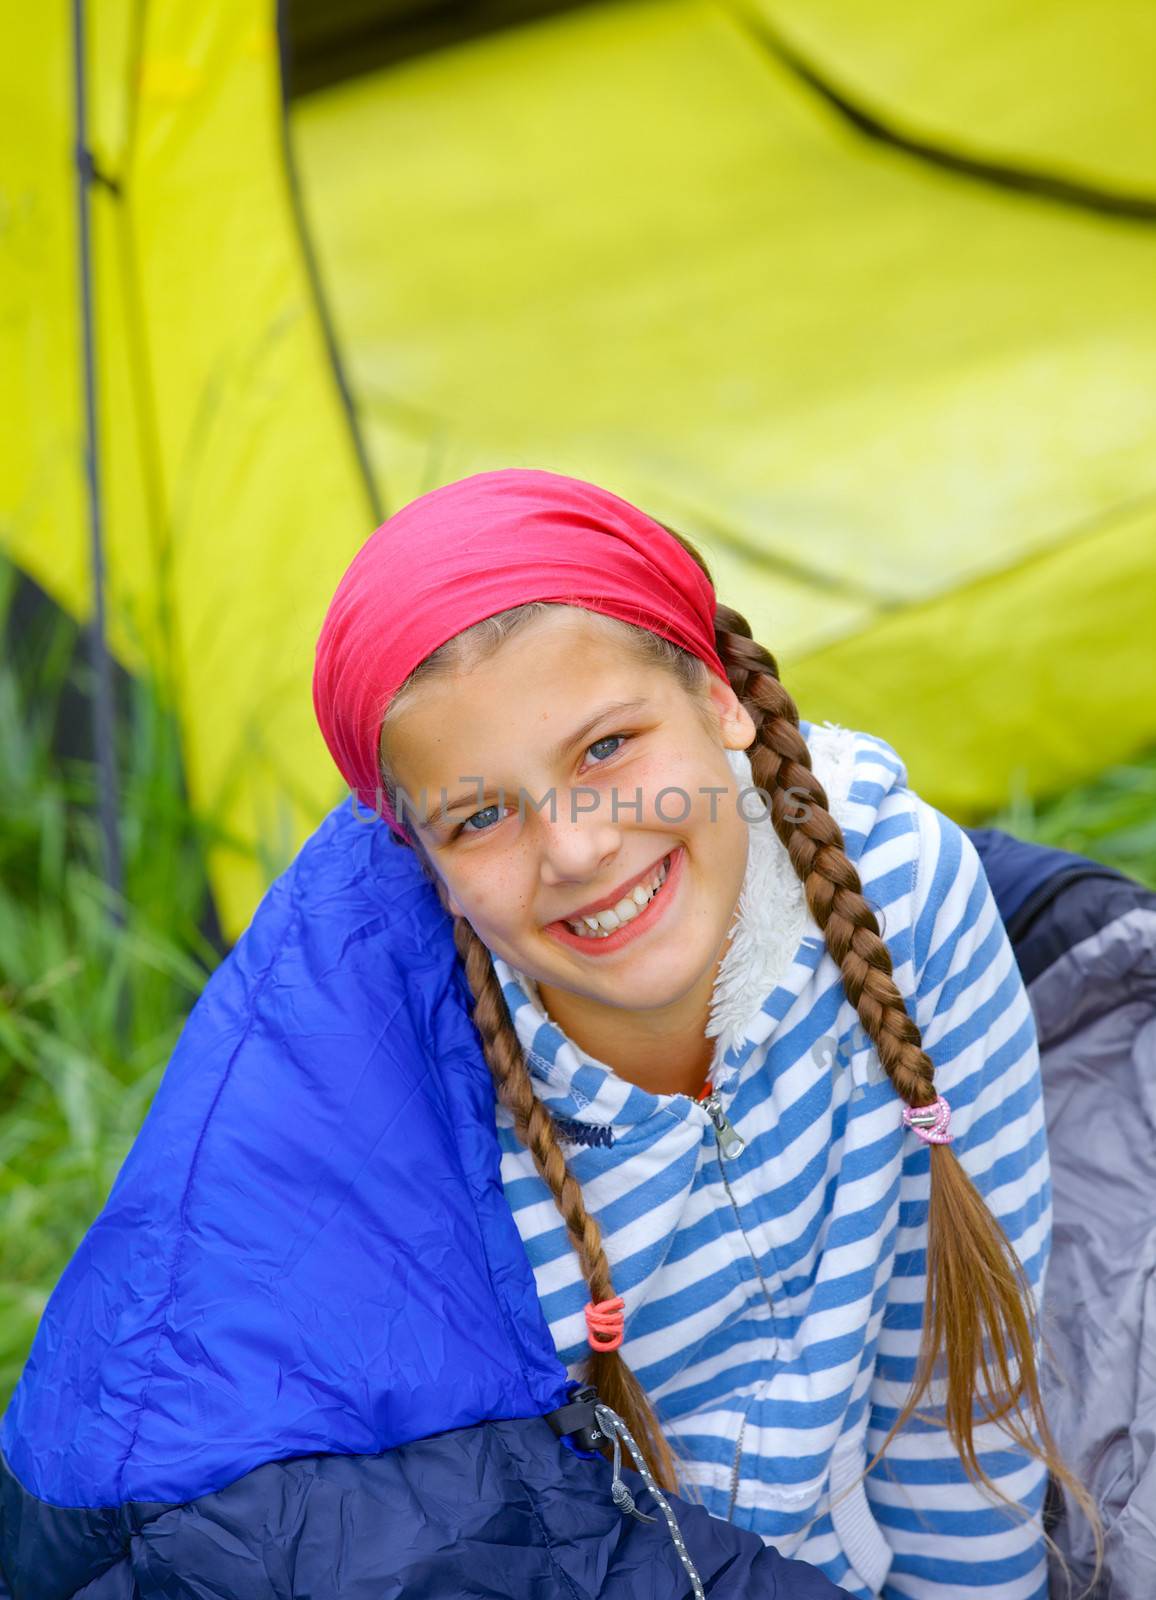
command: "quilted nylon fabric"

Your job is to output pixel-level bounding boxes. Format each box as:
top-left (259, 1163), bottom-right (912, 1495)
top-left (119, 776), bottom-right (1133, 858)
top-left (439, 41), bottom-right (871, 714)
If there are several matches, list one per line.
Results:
top-left (0, 1416), bottom-right (856, 1599)
top-left (0, 801), bottom-right (570, 1509)
top-left (129, 1418), bottom-right (853, 1598)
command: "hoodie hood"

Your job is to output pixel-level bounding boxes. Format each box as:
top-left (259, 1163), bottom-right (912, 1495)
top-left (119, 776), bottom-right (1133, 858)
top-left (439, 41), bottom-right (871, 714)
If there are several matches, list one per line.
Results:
top-left (497, 717), bottom-right (908, 1092)
top-left (486, 717), bottom-right (914, 1385)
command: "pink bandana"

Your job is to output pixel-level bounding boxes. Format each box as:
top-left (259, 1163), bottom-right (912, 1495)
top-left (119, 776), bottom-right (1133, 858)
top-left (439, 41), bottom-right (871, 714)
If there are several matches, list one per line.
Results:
top-left (312, 468), bottom-right (728, 837)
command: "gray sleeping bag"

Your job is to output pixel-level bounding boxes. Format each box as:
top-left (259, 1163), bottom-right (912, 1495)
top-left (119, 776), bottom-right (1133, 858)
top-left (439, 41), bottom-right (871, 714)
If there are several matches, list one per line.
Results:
top-left (968, 828), bottom-right (1156, 1599)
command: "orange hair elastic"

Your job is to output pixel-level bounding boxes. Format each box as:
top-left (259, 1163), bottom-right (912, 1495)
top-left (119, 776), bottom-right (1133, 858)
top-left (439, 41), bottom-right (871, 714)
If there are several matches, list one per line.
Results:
top-left (584, 1295), bottom-right (626, 1352)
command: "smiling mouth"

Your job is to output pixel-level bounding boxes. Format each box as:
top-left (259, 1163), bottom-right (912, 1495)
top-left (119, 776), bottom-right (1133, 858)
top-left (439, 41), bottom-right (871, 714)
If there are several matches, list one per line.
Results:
top-left (561, 854), bottom-right (672, 938)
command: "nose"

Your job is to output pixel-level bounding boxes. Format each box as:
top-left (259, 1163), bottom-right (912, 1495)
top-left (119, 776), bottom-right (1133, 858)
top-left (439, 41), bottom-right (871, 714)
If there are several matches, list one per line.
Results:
top-left (537, 808), bottom-right (622, 891)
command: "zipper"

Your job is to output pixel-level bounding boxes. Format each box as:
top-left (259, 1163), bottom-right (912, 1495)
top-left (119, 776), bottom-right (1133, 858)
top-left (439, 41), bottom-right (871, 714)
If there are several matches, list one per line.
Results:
top-left (726, 1400), bottom-right (751, 1521)
top-left (701, 1091), bottom-right (747, 1160)
top-left (695, 1076), bottom-right (775, 1523)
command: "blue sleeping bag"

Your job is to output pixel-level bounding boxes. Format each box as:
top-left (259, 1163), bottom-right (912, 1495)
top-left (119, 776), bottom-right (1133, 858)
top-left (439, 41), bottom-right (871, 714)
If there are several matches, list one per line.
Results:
top-left (0, 799), bottom-right (849, 1599)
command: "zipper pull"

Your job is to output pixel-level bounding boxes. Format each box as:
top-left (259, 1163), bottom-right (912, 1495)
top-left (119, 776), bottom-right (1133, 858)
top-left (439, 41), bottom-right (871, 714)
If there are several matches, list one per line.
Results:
top-left (702, 1092), bottom-right (746, 1160)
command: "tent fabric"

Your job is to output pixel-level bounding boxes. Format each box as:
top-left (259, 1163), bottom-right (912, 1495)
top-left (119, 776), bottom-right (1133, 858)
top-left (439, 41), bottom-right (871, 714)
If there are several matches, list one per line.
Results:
top-left (0, 3), bottom-right (377, 942)
top-left (2, 0), bottom-right (1154, 944)
top-left (742, 0), bottom-right (1156, 199)
top-left (283, 0), bottom-right (599, 94)
top-left (291, 0), bottom-right (1156, 836)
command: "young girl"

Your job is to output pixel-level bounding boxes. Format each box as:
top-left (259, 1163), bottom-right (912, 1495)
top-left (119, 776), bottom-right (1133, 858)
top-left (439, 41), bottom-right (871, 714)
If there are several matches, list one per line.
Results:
top-left (0, 469), bottom-right (1089, 1600)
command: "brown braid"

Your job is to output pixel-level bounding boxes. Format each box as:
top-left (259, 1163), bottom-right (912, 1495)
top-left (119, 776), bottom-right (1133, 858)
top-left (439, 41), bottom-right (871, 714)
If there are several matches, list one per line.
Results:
top-left (712, 605), bottom-right (939, 1113)
top-left (712, 601), bottom-right (1031, 1447)
top-left (666, 534), bottom-right (1097, 1569)
top-left (449, 893), bottom-right (679, 1492)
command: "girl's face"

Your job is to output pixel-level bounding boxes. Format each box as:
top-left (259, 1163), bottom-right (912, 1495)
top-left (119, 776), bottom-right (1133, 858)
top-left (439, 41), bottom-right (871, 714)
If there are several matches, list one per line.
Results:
top-left (382, 609), bottom-right (757, 1025)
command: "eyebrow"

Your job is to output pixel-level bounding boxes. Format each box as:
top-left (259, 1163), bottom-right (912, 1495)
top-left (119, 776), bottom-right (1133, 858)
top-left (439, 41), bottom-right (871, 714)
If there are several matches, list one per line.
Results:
top-left (431, 697), bottom-right (651, 825)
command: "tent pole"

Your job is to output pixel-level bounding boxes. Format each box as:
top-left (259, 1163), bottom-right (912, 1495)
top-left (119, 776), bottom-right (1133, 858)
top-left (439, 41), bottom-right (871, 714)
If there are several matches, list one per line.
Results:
top-left (71, 0), bottom-right (125, 933)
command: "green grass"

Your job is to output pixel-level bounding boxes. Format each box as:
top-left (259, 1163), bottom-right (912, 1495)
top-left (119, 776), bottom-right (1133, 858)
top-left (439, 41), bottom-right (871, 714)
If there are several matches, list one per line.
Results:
top-left (0, 546), bottom-right (1153, 1411)
top-left (0, 557), bottom-right (230, 1402)
top-left (983, 752), bottom-right (1156, 891)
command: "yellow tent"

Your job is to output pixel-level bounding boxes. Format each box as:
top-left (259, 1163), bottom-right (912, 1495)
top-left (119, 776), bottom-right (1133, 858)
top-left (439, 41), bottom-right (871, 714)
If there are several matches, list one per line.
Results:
top-left (3, 0), bottom-right (1154, 942)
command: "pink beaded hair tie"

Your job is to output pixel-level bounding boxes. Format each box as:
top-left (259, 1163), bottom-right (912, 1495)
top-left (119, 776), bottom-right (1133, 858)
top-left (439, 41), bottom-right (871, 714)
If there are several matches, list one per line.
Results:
top-left (585, 1295), bottom-right (626, 1352)
top-left (902, 1096), bottom-right (953, 1145)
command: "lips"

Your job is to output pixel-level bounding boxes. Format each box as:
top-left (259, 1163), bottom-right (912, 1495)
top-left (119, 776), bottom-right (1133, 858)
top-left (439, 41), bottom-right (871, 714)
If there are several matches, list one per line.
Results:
top-left (560, 851), bottom-right (671, 923)
top-left (544, 846), bottom-right (684, 955)
top-left (562, 855), bottom-right (670, 937)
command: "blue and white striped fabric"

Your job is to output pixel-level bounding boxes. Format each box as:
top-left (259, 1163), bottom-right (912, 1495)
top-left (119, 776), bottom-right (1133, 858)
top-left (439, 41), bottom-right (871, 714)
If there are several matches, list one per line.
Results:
top-left (490, 719), bottom-right (1051, 1600)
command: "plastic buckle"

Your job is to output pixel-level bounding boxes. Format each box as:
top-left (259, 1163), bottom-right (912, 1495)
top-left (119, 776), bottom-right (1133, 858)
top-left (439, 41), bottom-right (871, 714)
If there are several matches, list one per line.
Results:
top-left (544, 1384), bottom-right (606, 1452)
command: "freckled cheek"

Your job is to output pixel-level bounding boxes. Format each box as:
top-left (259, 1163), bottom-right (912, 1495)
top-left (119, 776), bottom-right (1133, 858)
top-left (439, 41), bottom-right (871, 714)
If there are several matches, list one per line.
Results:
top-left (457, 872), bottom-right (534, 931)
top-left (628, 754), bottom-right (732, 828)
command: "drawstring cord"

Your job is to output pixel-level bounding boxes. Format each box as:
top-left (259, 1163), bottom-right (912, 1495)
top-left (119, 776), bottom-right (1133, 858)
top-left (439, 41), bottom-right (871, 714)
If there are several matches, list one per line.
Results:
top-left (593, 1402), bottom-right (706, 1600)
top-left (605, 1411), bottom-right (655, 1522)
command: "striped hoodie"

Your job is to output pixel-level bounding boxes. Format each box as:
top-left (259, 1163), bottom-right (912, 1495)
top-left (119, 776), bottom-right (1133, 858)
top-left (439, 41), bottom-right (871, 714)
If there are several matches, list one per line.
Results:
top-left (490, 718), bottom-right (1052, 1600)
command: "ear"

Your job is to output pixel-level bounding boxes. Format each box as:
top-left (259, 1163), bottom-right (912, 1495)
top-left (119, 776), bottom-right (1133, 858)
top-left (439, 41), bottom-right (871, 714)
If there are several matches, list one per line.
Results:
top-left (705, 674), bottom-right (757, 751)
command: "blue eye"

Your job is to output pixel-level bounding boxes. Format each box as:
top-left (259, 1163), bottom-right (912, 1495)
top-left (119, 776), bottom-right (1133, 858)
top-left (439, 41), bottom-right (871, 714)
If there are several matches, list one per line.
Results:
top-left (451, 735), bottom-right (630, 840)
top-left (587, 734), bottom-right (627, 763)
top-left (458, 804), bottom-right (502, 836)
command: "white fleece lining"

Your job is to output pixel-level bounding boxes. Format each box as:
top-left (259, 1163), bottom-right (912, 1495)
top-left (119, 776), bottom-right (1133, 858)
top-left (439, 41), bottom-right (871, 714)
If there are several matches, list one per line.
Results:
top-left (706, 722), bottom-right (858, 1058)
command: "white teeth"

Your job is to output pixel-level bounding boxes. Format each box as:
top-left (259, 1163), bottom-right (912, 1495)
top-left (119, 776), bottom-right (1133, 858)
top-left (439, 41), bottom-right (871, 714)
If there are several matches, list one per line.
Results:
top-left (565, 854), bottom-right (672, 937)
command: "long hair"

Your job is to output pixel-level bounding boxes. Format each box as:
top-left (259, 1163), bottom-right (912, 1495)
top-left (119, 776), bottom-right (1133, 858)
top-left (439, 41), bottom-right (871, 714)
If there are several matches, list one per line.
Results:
top-left (375, 522), bottom-right (1100, 1579)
